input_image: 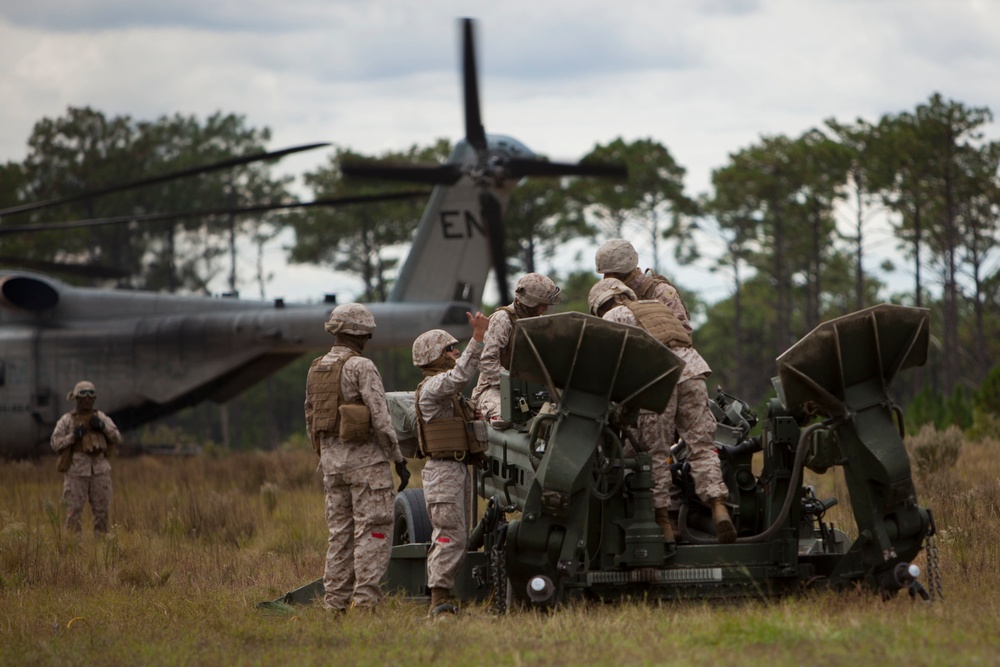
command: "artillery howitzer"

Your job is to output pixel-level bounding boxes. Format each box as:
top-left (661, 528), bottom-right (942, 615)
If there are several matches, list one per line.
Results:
top-left (267, 304), bottom-right (936, 610)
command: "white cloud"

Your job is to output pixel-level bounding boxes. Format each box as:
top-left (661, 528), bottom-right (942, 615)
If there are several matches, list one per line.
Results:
top-left (2, 0), bottom-right (999, 303)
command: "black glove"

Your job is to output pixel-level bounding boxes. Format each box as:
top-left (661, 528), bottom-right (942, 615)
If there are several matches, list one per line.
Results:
top-left (73, 425), bottom-right (87, 439)
top-left (394, 460), bottom-right (410, 492)
top-left (89, 415), bottom-right (103, 431)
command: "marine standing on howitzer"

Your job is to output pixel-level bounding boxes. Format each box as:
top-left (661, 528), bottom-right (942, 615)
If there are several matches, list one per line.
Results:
top-left (305, 303), bottom-right (411, 614)
top-left (412, 311), bottom-right (490, 617)
top-left (593, 237), bottom-right (736, 544)
top-left (470, 273), bottom-right (561, 422)
top-left (50, 381), bottom-right (122, 535)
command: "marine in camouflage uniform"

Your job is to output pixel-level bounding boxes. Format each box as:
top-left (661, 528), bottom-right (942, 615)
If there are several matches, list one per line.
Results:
top-left (50, 381), bottom-right (122, 535)
top-left (412, 310), bottom-right (490, 616)
top-left (305, 303), bottom-right (409, 613)
top-left (471, 273), bottom-right (561, 421)
top-left (594, 238), bottom-right (736, 544)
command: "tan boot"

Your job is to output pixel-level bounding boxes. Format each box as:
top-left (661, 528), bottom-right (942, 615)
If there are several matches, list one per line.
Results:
top-left (711, 498), bottom-right (737, 544)
top-left (430, 587), bottom-right (450, 607)
top-left (428, 587), bottom-right (459, 617)
top-left (654, 507), bottom-right (676, 544)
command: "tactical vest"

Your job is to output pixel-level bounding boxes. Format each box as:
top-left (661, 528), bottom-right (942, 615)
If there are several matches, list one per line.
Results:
top-left (634, 270), bottom-right (691, 321)
top-left (73, 411), bottom-right (109, 454)
top-left (413, 380), bottom-right (487, 461)
top-left (306, 351), bottom-right (358, 454)
top-left (627, 300), bottom-right (692, 349)
top-left (494, 306), bottom-right (519, 370)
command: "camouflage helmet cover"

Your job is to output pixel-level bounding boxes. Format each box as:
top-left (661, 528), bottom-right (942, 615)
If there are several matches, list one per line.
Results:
top-left (588, 278), bottom-right (637, 315)
top-left (67, 380), bottom-right (97, 401)
top-left (595, 238), bottom-right (639, 274)
top-left (514, 273), bottom-right (561, 307)
top-left (412, 329), bottom-right (460, 367)
top-left (324, 303), bottom-right (376, 336)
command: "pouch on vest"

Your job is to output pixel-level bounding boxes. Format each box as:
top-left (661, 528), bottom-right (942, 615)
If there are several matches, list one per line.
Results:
top-left (419, 418), bottom-right (470, 459)
top-left (306, 350), bottom-right (357, 455)
top-left (468, 419), bottom-right (488, 454)
top-left (338, 403), bottom-right (372, 444)
top-left (57, 447), bottom-right (73, 473)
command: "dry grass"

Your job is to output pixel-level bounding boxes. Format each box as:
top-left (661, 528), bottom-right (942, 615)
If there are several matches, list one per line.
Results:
top-left (2, 434), bottom-right (998, 666)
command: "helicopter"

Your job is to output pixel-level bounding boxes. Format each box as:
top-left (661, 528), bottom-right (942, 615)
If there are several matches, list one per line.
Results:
top-left (0, 17), bottom-right (625, 458)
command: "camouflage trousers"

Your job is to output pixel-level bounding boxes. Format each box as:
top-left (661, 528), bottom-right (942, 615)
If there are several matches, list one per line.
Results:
top-left (625, 410), bottom-right (672, 510)
top-left (322, 462), bottom-right (395, 612)
top-left (62, 473), bottom-right (112, 534)
top-left (423, 458), bottom-right (471, 591)
top-left (663, 377), bottom-right (729, 506)
top-left (474, 387), bottom-right (502, 421)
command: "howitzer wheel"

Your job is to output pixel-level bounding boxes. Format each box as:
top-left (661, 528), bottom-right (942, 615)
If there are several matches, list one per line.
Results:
top-left (393, 488), bottom-right (432, 545)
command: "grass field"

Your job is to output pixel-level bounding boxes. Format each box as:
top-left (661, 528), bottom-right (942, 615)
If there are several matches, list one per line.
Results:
top-left (2, 430), bottom-right (998, 666)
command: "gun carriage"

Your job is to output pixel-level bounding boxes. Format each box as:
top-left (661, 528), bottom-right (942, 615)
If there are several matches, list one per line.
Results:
top-left (270, 304), bottom-right (936, 609)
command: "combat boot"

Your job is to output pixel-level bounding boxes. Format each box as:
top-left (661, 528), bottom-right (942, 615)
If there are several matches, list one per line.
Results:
top-left (711, 498), bottom-right (736, 544)
top-left (654, 507), bottom-right (676, 544)
top-left (428, 587), bottom-right (459, 617)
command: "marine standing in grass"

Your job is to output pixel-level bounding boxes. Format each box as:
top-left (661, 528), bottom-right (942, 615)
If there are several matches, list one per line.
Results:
top-left (50, 381), bottom-right (122, 535)
top-left (305, 303), bottom-right (410, 613)
top-left (411, 310), bottom-right (490, 616)
top-left (590, 239), bottom-right (736, 543)
top-left (470, 273), bottom-right (561, 422)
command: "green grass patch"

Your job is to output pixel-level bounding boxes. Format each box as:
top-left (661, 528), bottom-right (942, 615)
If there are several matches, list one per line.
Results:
top-left (2, 442), bottom-right (999, 666)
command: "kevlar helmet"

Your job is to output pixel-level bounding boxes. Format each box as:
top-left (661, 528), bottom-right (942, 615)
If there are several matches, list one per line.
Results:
top-left (595, 238), bottom-right (639, 275)
top-left (412, 329), bottom-right (459, 367)
top-left (67, 381), bottom-right (97, 401)
top-left (588, 278), bottom-right (636, 315)
top-left (514, 273), bottom-right (561, 307)
top-left (324, 303), bottom-right (376, 336)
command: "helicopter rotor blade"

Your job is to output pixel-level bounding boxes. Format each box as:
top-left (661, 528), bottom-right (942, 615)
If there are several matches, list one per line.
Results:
top-left (506, 158), bottom-right (628, 180)
top-left (0, 256), bottom-right (130, 280)
top-left (340, 162), bottom-right (463, 185)
top-left (462, 18), bottom-right (488, 155)
top-left (0, 142), bottom-right (331, 218)
top-left (0, 190), bottom-right (430, 236)
top-left (479, 191), bottom-right (509, 305)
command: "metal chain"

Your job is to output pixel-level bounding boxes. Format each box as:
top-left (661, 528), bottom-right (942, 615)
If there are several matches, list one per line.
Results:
top-left (925, 532), bottom-right (944, 602)
top-left (489, 521), bottom-right (509, 616)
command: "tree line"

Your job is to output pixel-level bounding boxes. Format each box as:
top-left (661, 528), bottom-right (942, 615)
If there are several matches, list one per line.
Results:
top-left (1, 93), bottom-right (997, 447)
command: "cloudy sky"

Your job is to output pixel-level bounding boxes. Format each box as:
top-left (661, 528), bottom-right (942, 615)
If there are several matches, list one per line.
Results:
top-left (3, 0), bottom-right (999, 304)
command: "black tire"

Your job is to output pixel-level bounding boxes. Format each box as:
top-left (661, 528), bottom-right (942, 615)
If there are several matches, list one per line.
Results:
top-left (393, 488), bottom-right (432, 545)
